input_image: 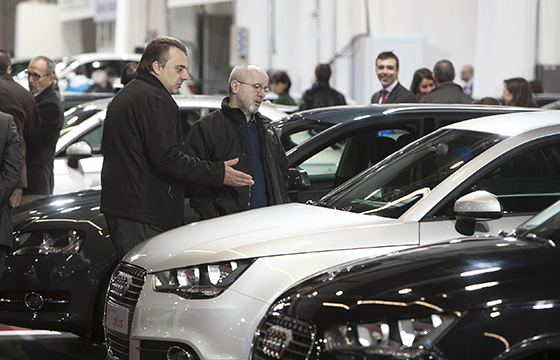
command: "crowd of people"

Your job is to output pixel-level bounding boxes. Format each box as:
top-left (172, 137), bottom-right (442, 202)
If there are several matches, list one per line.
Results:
top-left (0, 38), bottom-right (546, 267)
top-left (270, 51), bottom-right (540, 109)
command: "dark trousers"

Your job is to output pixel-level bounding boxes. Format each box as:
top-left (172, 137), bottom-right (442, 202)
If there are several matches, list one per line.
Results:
top-left (104, 215), bottom-right (165, 260)
top-left (0, 248), bottom-right (6, 283)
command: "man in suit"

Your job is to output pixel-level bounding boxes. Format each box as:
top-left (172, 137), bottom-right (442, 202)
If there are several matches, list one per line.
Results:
top-left (0, 49), bottom-right (41, 206)
top-left (371, 51), bottom-right (418, 104)
top-left (420, 60), bottom-right (474, 104)
top-left (23, 56), bottom-right (64, 204)
top-left (0, 111), bottom-right (22, 282)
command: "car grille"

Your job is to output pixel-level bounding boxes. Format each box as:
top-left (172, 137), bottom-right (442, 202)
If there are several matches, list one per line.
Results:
top-left (106, 262), bottom-right (146, 360)
top-left (251, 313), bottom-right (316, 360)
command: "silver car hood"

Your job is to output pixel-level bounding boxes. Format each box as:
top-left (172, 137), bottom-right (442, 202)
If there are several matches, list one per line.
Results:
top-left (124, 203), bottom-right (417, 272)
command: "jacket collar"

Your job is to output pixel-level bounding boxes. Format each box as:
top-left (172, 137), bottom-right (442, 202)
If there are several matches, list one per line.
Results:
top-left (136, 69), bottom-right (172, 95)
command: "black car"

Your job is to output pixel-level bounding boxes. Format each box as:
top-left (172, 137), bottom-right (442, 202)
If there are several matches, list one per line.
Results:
top-left (0, 190), bottom-right (110, 339)
top-left (251, 200), bottom-right (560, 360)
top-left (0, 104), bottom-right (535, 339)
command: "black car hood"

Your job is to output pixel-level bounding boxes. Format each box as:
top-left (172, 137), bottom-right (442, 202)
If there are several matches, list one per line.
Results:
top-left (276, 236), bottom-right (560, 328)
top-left (13, 189), bottom-right (104, 232)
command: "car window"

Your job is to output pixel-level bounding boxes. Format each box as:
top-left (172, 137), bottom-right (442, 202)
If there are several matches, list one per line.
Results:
top-left (297, 127), bottom-right (417, 191)
top-left (273, 116), bottom-right (332, 151)
top-left (319, 129), bottom-right (506, 219)
top-left (431, 137), bottom-right (560, 218)
top-left (76, 125), bottom-right (103, 153)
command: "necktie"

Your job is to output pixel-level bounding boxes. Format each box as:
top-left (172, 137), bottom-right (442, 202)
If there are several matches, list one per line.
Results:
top-left (381, 90), bottom-right (388, 104)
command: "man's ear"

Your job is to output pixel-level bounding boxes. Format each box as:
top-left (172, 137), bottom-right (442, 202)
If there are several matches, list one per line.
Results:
top-left (6, 65), bottom-right (11, 75)
top-left (230, 80), bottom-right (239, 94)
top-left (152, 60), bottom-right (162, 75)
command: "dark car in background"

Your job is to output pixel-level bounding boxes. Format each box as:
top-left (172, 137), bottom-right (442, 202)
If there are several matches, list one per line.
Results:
top-left (0, 104), bottom-right (537, 340)
top-left (251, 199), bottom-right (560, 360)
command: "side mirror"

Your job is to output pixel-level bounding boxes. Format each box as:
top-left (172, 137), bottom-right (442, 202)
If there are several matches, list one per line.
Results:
top-left (454, 190), bottom-right (503, 236)
top-left (287, 168), bottom-right (310, 191)
top-left (66, 141), bottom-right (92, 169)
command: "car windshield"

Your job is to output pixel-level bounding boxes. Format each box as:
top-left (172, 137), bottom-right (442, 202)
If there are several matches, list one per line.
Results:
top-left (514, 200), bottom-right (560, 244)
top-left (272, 114), bottom-right (333, 151)
top-left (318, 128), bottom-right (507, 218)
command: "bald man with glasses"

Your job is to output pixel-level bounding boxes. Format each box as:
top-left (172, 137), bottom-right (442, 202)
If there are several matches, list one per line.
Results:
top-left (184, 64), bottom-right (290, 220)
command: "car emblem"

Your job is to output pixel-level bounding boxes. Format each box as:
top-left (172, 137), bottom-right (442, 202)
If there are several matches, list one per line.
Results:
top-left (110, 272), bottom-right (134, 298)
top-left (262, 324), bottom-right (293, 359)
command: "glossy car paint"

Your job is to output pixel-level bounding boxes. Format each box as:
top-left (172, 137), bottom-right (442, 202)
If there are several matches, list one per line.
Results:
top-left (251, 205), bottom-right (560, 359)
top-left (107, 111), bottom-right (560, 360)
top-left (0, 190), bottom-right (112, 338)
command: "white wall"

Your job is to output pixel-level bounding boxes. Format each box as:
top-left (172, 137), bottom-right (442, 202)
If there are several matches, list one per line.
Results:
top-left (15, 2), bottom-right (82, 58)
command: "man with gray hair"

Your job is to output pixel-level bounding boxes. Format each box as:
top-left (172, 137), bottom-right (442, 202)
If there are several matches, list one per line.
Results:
top-left (23, 55), bottom-right (64, 203)
top-left (184, 64), bottom-right (289, 220)
top-left (420, 59), bottom-right (473, 104)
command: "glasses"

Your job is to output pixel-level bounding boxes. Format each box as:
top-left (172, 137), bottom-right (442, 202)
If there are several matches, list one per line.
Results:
top-left (237, 81), bottom-right (270, 94)
top-left (25, 70), bottom-right (52, 81)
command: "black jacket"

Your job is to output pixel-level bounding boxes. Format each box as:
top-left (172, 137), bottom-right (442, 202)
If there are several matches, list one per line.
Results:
top-left (100, 70), bottom-right (224, 230)
top-left (184, 97), bottom-right (289, 219)
top-left (299, 82), bottom-right (346, 111)
top-left (24, 84), bottom-right (63, 195)
top-left (370, 82), bottom-right (418, 104)
top-left (420, 81), bottom-right (474, 104)
top-left (0, 112), bottom-right (21, 249)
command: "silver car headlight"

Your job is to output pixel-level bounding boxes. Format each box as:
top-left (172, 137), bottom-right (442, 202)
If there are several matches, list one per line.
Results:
top-left (12, 230), bottom-right (84, 255)
top-left (152, 258), bottom-right (254, 299)
top-left (323, 313), bottom-right (460, 358)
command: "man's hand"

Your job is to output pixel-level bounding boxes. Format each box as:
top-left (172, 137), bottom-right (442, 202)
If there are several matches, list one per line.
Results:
top-left (223, 158), bottom-right (254, 186)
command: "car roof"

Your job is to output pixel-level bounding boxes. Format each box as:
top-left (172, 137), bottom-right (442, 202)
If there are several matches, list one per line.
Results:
top-left (445, 110), bottom-right (560, 136)
top-left (66, 94), bottom-right (287, 121)
top-left (289, 103), bottom-right (538, 125)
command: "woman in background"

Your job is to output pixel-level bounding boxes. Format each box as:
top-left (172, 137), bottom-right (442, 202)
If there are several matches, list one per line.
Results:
top-left (502, 77), bottom-right (538, 107)
top-left (270, 71), bottom-right (297, 106)
top-left (410, 68), bottom-right (436, 100)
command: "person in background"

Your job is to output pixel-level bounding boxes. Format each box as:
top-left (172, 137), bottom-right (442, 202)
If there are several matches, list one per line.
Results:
top-left (185, 64), bottom-right (289, 220)
top-left (119, 62), bottom-right (138, 88)
top-left (101, 36), bottom-right (254, 259)
top-left (473, 97), bottom-right (501, 105)
top-left (270, 71), bottom-right (297, 106)
top-left (87, 69), bottom-right (113, 93)
top-left (502, 77), bottom-right (538, 107)
top-left (0, 49), bottom-right (40, 206)
top-left (65, 65), bottom-right (90, 92)
top-left (299, 63), bottom-right (346, 110)
top-left (410, 68), bottom-right (436, 100)
top-left (371, 51), bottom-right (418, 104)
top-left (461, 65), bottom-right (474, 95)
top-left (0, 111), bottom-right (22, 282)
top-left (23, 55), bottom-right (64, 204)
top-left (420, 60), bottom-right (473, 104)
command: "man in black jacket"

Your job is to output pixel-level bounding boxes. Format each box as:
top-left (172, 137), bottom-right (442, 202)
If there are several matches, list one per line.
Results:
top-left (0, 111), bottom-right (22, 282)
top-left (23, 55), bottom-right (64, 203)
top-left (101, 36), bottom-right (254, 258)
top-left (184, 64), bottom-right (289, 219)
top-left (0, 50), bottom-right (40, 206)
top-left (299, 63), bottom-right (346, 111)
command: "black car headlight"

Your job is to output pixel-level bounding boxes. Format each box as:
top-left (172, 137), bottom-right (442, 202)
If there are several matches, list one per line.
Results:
top-left (152, 259), bottom-right (254, 299)
top-left (12, 229), bottom-right (84, 255)
top-left (322, 313), bottom-right (459, 358)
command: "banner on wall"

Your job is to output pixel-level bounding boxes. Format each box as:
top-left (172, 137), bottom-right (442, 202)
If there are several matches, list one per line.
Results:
top-left (58, 0), bottom-right (95, 22)
top-left (94, 0), bottom-right (117, 23)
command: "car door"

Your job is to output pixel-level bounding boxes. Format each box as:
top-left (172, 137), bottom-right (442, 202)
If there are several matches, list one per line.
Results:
top-left (420, 135), bottom-right (560, 244)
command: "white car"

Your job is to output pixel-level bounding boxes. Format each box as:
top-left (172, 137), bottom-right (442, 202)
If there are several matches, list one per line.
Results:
top-left (15, 52), bottom-right (142, 91)
top-left (53, 95), bottom-right (288, 195)
top-left (104, 111), bottom-right (560, 360)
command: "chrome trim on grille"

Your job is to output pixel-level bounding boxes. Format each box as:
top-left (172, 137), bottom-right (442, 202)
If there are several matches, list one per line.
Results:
top-left (105, 262), bottom-right (146, 360)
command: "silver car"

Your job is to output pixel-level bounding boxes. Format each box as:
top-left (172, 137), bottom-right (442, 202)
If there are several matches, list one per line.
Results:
top-left (105, 111), bottom-right (560, 360)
